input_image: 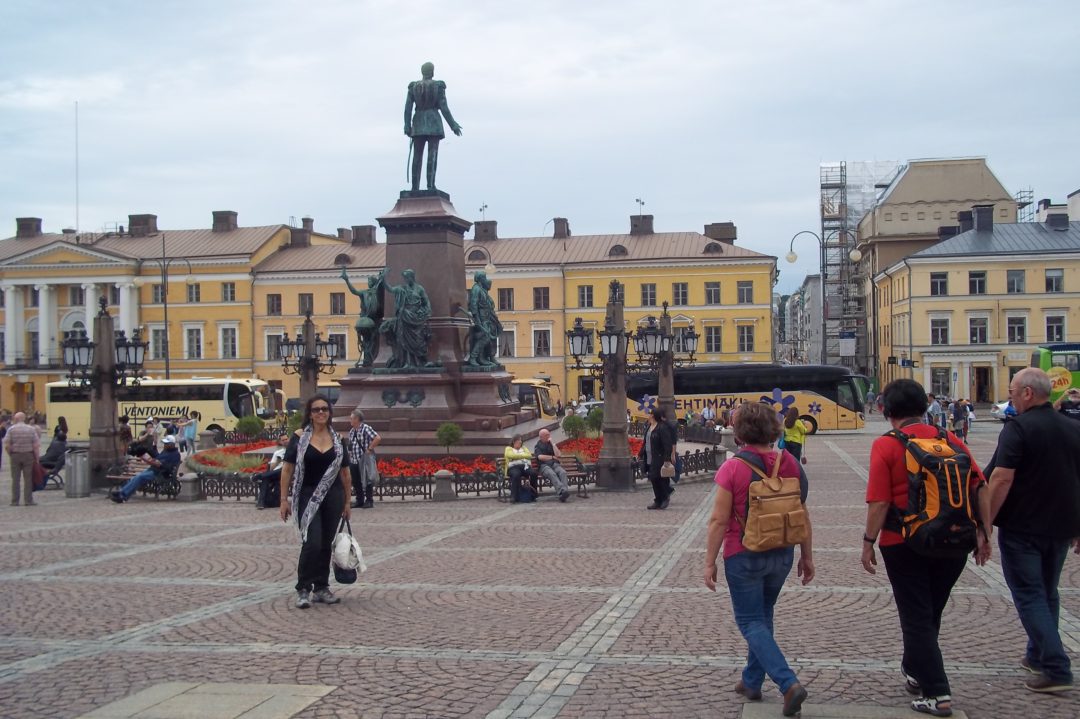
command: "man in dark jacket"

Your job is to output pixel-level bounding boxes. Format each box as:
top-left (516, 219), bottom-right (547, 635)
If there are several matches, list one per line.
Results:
top-left (110, 435), bottom-right (182, 503)
top-left (987, 368), bottom-right (1080, 693)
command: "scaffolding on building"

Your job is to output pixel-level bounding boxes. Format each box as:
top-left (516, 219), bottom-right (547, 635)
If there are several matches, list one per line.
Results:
top-left (820, 160), bottom-right (900, 372)
top-left (1015, 187), bottom-right (1034, 222)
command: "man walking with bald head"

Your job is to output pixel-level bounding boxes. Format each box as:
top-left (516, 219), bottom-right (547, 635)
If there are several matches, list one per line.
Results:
top-left (4, 412), bottom-right (40, 506)
top-left (986, 368), bottom-right (1080, 693)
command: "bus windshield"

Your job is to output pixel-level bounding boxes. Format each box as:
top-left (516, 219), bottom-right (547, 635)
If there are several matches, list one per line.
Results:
top-left (1031, 343), bottom-right (1080, 400)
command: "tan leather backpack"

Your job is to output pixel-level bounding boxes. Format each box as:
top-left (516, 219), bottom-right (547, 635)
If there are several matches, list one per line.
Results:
top-left (733, 452), bottom-right (808, 551)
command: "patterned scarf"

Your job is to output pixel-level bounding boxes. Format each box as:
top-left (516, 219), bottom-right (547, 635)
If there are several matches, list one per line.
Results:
top-left (289, 427), bottom-right (343, 543)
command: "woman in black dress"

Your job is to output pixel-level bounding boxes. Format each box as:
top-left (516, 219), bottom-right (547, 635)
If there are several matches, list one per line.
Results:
top-left (638, 408), bottom-right (676, 510)
top-left (279, 395), bottom-right (352, 608)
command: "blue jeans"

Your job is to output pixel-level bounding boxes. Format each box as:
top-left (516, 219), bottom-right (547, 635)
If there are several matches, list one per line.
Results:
top-left (998, 529), bottom-right (1073, 682)
top-left (119, 468), bottom-right (156, 500)
top-left (724, 547), bottom-right (798, 694)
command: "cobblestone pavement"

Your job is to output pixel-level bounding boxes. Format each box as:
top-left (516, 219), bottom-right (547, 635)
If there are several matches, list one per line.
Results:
top-left (1, 416), bottom-right (1077, 718)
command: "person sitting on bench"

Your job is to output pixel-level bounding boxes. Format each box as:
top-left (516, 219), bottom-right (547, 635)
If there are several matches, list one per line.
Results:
top-left (40, 432), bottom-right (67, 471)
top-left (110, 435), bottom-right (181, 503)
top-left (255, 434), bottom-right (289, 509)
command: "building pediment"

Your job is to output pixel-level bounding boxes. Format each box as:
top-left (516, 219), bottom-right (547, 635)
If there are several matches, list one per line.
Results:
top-left (0, 241), bottom-right (135, 269)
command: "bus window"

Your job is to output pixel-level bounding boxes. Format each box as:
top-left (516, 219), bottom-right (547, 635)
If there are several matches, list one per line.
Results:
top-left (227, 384), bottom-right (256, 418)
top-left (536, 387), bottom-right (555, 417)
top-left (837, 382), bottom-right (856, 412)
top-left (517, 385), bottom-right (537, 409)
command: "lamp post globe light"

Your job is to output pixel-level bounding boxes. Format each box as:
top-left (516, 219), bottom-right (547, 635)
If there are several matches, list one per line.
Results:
top-left (61, 296), bottom-right (148, 489)
top-left (280, 311), bottom-right (338, 403)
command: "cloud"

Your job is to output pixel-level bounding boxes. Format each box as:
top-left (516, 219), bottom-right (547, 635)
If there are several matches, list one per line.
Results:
top-left (0, 74), bottom-right (124, 110)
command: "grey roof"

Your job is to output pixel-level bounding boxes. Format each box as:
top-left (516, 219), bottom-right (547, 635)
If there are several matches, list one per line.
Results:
top-left (912, 221), bottom-right (1080, 258)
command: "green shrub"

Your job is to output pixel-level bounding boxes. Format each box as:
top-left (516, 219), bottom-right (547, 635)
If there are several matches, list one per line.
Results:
top-left (435, 422), bottom-right (464, 455)
top-left (235, 414), bottom-right (265, 439)
top-left (562, 414), bottom-right (587, 439)
top-left (585, 406), bottom-right (604, 434)
top-left (287, 411), bottom-right (304, 434)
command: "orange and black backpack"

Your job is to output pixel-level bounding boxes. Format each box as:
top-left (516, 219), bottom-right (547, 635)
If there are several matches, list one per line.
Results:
top-left (884, 428), bottom-right (979, 558)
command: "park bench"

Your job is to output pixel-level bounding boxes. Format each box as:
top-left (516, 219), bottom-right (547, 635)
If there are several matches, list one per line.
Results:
top-left (107, 457), bottom-right (181, 500)
top-left (495, 455), bottom-right (590, 501)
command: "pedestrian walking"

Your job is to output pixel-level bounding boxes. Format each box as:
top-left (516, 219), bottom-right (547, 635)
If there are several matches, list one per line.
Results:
top-left (862, 379), bottom-right (990, 717)
top-left (638, 408), bottom-right (676, 510)
top-left (781, 407), bottom-right (810, 464)
top-left (346, 408), bottom-right (380, 509)
top-left (280, 395), bottom-right (352, 609)
top-left (704, 400), bottom-right (813, 716)
top-left (986, 368), bottom-right (1080, 693)
top-left (4, 412), bottom-right (40, 506)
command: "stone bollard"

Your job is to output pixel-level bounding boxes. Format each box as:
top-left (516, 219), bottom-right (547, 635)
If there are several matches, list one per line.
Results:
top-left (432, 469), bottom-right (457, 502)
top-left (717, 428), bottom-right (736, 454)
top-left (196, 430), bottom-right (217, 451)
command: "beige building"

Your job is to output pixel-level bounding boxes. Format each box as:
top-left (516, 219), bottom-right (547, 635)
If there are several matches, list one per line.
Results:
top-left (875, 203), bottom-right (1079, 402)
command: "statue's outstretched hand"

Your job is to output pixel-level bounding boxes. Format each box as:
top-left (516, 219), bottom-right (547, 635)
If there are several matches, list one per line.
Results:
top-left (452, 124), bottom-right (463, 136)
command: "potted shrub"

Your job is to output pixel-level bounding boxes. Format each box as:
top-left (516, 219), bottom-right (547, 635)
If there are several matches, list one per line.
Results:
top-left (435, 422), bottom-right (464, 456)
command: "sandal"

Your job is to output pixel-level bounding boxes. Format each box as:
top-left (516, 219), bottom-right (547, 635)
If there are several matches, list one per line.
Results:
top-left (901, 664), bottom-right (920, 696)
top-left (911, 695), bottom-right (952, 717)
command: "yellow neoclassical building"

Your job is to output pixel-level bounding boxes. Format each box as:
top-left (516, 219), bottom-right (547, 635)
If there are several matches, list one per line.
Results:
top-left (875, 204), bottom-right (1080, 402)
top-left (0, 211), bottom-right (776, 412)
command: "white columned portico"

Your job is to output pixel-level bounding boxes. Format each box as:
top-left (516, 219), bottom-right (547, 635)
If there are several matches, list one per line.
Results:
top-left (3, 286), bottom-right (23, 365)
top-left (117, 282), bottom-right (139, 337)
top-left (35, 284), bottom-right (54, 366)
top-left (83, 283), bottom-right (100, 334)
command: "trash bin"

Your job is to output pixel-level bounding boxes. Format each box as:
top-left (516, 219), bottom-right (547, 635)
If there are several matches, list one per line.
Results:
top-left (65, 449), bottom-right (90, 498)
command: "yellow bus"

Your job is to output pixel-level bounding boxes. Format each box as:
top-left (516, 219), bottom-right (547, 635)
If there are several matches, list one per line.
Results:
top-left (511, 376), bottom-right (563, 420)
top-left (45, 378), bottom-right (276, 442)
top-left (627, 364), bottom-right (866, 433)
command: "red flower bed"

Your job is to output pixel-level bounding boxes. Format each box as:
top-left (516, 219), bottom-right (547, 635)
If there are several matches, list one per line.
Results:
top-left (558, 437), bottom-right (643, 463)
top-left (377, 456), bottom-right (496, 476)
top-left (190, 441), bottom-right (276, 474)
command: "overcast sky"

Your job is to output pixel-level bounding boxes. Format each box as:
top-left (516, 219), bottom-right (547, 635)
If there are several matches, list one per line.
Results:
top-left (2, 0), bottom-right (1077, 293)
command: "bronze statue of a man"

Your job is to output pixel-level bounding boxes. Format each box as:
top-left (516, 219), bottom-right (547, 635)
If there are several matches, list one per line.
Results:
top-left (465, 271), bottom-right (502, 368)
top-left (380, 269), bottom-right (435, 369)
top-left (341, 266), bottom-right (387, 367)
top-left (404, 62), bottom-right (462, 193)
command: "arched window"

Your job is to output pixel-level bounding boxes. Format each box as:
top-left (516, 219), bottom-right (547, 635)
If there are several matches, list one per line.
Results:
top-left (333, 253), bottom-right (352, 266)
top-left (467, 249), bottom-right (488, 263)
top-left (608, 244), bottom-right (628, 257)
top-left (703, 242), bottom-right (723, 254)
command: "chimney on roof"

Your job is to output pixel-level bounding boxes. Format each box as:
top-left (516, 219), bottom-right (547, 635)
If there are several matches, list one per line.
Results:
top-left (972, 204), bottom-right (994, 233)
top-left (301, 217), bottom-right (314, 232)
top-left (337, 227), bottom-right (352, 241)
top-left (630, 214), bottom-right (654, 235)
top-left (1038, 198), bottom-right (1052, 211)
top-left (212, 210), bottom-right (238, 232)
top-left (957, 211), bottom-right (973, 234)
top-left (61, 228), bottom-right (76, 235)
top-left (351, 225), bottom-right (376, 246)
top-left (937, 225), bottom-right (959, 241)
top-left (704, 222), bottom-right (737, 244)
top-left (1046, 212), bottom-right (1070, 230)
top-left (553, 217), bottom-right (571, 239)
top-left (128, 214), bottom-right (158, 237)
top-left (474, 220), bottom-right (498, 241)
top-left (15, 217), bottom-right (43, 238)
top-left (289, 227), bottom-right (311, 247)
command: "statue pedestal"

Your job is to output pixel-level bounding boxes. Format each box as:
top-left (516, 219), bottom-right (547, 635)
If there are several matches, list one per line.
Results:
top-left (334, 193), bottom-right (556, 457)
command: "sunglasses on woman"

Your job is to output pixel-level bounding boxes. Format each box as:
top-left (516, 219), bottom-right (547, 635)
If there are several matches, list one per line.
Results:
top-left (310, 406), bottom-right (331, 414)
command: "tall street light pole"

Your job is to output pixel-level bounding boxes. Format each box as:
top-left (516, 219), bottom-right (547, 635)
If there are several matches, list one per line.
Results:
top-left (596, 281), bottom-right (633, 490)
top-left (144, 233), bottom-right (193, 379)
top-left (786, 230), bottom-right (861, 366)
top-left (280, 312), bottom-right (339, 403)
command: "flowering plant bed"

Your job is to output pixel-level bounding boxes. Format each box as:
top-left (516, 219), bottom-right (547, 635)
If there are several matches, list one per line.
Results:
top-left (558, 437), bottom-right (643, 464)
top-left (188, 441), bottom-right (276, 475)
top-left (378, 456), bottom-right (496, 476)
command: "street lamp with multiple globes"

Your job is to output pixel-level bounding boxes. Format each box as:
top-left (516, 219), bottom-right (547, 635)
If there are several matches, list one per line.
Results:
top-left (61, 296), bottom-right (148, 488)
top-left (786, 230), bottom-right (862, 365)
top-left (279, 312), bottom-right (339, 402)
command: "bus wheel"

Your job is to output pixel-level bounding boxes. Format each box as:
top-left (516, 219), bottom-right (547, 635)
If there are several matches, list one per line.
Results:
top-left (800, 415), bottom-right (818, 435)
top-left (207, 425), bottom-right (226, 445)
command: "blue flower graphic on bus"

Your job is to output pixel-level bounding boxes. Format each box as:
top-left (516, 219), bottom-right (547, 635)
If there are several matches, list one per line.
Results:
top-left (637, 394), bottom-right (657, 413)
top-left (808, 401), bottom-right (823, 415)
top-left (760, 387), bottom-right (796, 418)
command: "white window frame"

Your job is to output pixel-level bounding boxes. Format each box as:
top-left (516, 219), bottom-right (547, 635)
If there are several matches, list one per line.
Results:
top-left (218, 322), bottom-right (239, 360)
top-left (498, 328), bottom-right (516, 358)
top-left (1006, 316), bottom-right (1027, 344)
top-left (531, 322), bottom-right (553, 358)
top-left (187, 283), bottom-right (201, 303)
top-left (182, 322), bottom-right (205, 359)
top-left (147, 323), bottom-right (167, 361)
top-left (222, 282), bottom-right (236, 303)
top-left (705, 325), bottom-right (722, 353)
top-left (264, 328), bottom-right (284, 361)
top-left (930, 317), bottom-right (950, 345)
top-left (705, 282), bottom-right (721, 305)
top-left (1045, 314), bottom-right (1066, 343)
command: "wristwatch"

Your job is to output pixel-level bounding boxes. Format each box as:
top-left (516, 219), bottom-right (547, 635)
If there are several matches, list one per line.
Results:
top-left (863, 534), bottom-right (876, 545)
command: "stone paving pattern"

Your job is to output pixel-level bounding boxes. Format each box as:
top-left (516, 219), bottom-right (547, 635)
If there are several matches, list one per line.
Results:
top-left (1, 416), bottom-right (1078, 718)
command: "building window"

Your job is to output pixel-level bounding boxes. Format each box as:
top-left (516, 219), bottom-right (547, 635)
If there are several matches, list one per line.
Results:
top-left (968, 271), bottom-right (986, 295)
top-left (149, 284), bottom-right (163, 304)
top-left (705, 326), bottom-right (722, 353)
top-left (266, 334), bottom-right (281, 361)
top-left (930, 273), bottom-right (948, 296)
top-left (533, 287), bottom-right (549, 310)
top-left (185, 327), bottom-right (203, 359)
top-left (330, 292), bottom-right (346, 315)
top-left (498, 288), bottom-right (514, 312)
top-left (705, 282), bottom-right (721, 305)
top-left (533, 329), bottom-right (551, 357)
top-left (222, 282), bottom-right (236, 302)
top-left (1046, 268), bottom-right (1064, 293)
top-left (737, 281), bottom-right (753, 304)
top-left (29, 331), bottom-right (38, 359)
top-left (328, 333), bottom-right (347, 360)
top-left (578, 285), bottom-right (593, 308)
top-left (930, 318), bottom-right (949, 345)
top-left (737, 325), bottom-right (754, 353)
top-left (28, 287), bottom-right (39, 307)
top-left (220, 326), bottom-right (238, 359)
top-left (150, 328), bottom-right (166, 360)
top-left (900, 212), bottom-right (909, 221)
top-left (1046, 316), bottom-right (1065, 343)
top-left (1007, 317), bottom-right (1026, 344)
top-left (931, 367), bottom-right (950, 397)
top-left (641, 283), bottom-right (656, 307)
top-left (672, 282), bottom-right (688, 306)
top-left (106, 285), bottom-right (119, 305)
top-left (1007, 270), bottom-right (1025, 294)
top-left (884, 213), bottom-right (892, 221)
top-left (298, 293), bottom-right (314, 314)
top-left (498, 330), bottom-right (515, 358)
top-left (69, 286), bottom-right (84, 305)
top-left (969, 317), bottom-right (988, 344)
top-left (187, 284), bottom-right (201, 303)
top-left (267, 294), bottom-right (282, 316)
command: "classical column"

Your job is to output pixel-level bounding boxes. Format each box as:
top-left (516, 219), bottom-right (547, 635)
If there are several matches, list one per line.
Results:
top-left (117, 282), bottom-right (138, 336)
top-left (35, 284), bottom-right (54, 366)
top-left (82, 283), bottom-right (99, 336)
top-left (3, 286), bottom-right (20, 365)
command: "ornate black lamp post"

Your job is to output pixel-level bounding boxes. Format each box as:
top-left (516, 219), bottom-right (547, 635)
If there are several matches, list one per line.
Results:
top-left (61, 297), bottom-right (148, 488)
top-left (280, 311), bottom-right (338, 403)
